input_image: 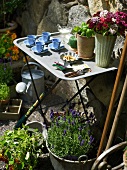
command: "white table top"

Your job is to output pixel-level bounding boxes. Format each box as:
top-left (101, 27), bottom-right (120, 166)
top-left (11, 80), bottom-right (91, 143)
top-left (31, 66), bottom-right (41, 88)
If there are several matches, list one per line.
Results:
top-left (14, 33), bottom-right (118, 81)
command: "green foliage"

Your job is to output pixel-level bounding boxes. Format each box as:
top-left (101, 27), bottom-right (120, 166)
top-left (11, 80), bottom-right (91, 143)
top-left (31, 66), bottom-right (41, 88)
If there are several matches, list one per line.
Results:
top-left (0, 63), bottom-right (13, 85)
top-left (0, 83), bottom-right (10, 100)
top-left (0, 126), bottom-right (44, 170)
top-left (0, 0), bottom-right (26, 28)
top-left (47, 110), bottom-right (95, 159)
top-left (72, 22), bottom-right (95, 38)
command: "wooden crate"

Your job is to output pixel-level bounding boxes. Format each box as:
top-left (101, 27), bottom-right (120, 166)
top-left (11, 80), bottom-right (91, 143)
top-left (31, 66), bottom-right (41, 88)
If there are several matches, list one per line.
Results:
top-left (0, 99), bottom-right (22, 120)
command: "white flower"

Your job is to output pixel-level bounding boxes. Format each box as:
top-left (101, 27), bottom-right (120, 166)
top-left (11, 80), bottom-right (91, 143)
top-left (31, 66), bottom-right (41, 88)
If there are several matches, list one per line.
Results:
top-left (100, 10), bottom-right (108, 17)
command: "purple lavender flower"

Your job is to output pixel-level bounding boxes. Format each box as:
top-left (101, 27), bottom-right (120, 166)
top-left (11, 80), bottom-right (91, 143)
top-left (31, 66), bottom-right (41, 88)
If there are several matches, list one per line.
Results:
top-left (68, 118), bottom-right (71, 124)
top-left (56, 121), bottom-right (59, 126)
top-left (63, 116), bottom-right (66, 121)
top-left (78, 126), bottom-right (82, 131)
top-left (63, 129), bottom-right (66, 135)
top-left (89, 135), bottom-right (94, 145)
top-left (78, 135), bottom-right (82, 141)
top-left (80, 139), bottom-right (85, 146)
top-left (50, 110), bottom-right (54, 120)
top-left (57, 116), bottom-right (61, 120)
top-left (71, 121), bottom-right (75, 126)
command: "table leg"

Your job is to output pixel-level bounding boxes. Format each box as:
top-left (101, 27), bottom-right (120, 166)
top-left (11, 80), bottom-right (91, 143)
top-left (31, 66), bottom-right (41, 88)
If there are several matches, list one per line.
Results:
top-left (61, 76), bottom-right (96, 110)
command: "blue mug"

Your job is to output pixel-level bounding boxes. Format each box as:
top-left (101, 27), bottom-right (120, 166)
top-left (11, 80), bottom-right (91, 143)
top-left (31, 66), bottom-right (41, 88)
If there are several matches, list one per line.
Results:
top-left (42, 32), bottom-right (51, 43)
top-left (27, 35), bottom-right (36, 45)
top-left (35, 42), bottom-right (44, 53)
top-left (52, 38), bottom-right (61, 49)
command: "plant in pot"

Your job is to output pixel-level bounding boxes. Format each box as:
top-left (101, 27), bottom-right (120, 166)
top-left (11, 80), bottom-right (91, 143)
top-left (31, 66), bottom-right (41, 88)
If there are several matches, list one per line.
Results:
top-left (87, 10), bottom-right (127, 67)
top-left (0, 0), bottom-right (26, 31)
top-left (72, 22), bottom-right (95, 60)
top-left (46, 109), bottom-right (97, 170)
top-left (0, 125), bottom-right (45, 170)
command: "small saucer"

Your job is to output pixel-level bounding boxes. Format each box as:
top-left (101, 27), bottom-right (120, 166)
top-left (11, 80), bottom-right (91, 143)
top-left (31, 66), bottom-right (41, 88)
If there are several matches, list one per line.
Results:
top-left (31, 46), bottom-right (48, 54)
top-left (24, 39), bottom-right (35, 47)
top-left (38, 37), bottom-right (53, 44)
top-left (48, 43), bottom-right (65, 51)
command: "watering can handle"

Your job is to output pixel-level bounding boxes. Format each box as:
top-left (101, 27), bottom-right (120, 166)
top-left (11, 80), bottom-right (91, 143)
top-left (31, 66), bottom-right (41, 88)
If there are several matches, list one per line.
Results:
top-left (21, 62), bottom-right (42, 74)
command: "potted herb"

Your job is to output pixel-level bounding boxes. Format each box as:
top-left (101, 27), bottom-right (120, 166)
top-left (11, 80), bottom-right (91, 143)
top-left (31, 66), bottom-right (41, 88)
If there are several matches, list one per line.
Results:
top-left (72, 22), bottom-right (95, 60)
top-left (0, 124), bottom-right (45, 170)
top-left (0, 0), bottom-right (26, 31)
top-left (46, 109), bottom-right (96, 170)
top-left (87, 10), bottom-right (127, 67)
top-left (0, 83), bottom-right (10, 105)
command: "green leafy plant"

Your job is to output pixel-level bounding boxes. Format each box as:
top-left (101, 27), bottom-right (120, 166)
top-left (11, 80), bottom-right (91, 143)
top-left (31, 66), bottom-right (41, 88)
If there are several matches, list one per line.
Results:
top-left (0, 0), bottom-right (26, 28)
top-left (0, 63), bottom-right (13, 85)
top-left (0, 83), bottom-right (10, 100)
top-left (0, 126), bottom-right (45, 170)
top-left (72, 22), bottom-right (95, 38)
top-left (47, 109), bottom-right (95, 160)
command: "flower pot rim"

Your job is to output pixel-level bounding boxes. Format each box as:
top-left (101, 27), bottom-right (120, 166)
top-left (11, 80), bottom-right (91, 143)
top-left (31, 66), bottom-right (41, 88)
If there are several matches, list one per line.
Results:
top-left (46, 142), bottom-right (96, 163)
top-left (77, 33), bottom-right (95, 38)
top-left (0, 21), bottom-right (18, 33)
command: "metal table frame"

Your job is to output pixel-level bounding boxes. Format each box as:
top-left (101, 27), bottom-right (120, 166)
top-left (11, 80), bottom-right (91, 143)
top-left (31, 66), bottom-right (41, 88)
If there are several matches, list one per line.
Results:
top-left (14, 32), bottom-right (118, 121)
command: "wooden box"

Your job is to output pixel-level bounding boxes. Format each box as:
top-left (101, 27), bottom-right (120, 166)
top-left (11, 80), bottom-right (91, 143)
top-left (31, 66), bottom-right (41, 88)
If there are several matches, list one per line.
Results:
top-left (0, 99), bottom-right (22, 120)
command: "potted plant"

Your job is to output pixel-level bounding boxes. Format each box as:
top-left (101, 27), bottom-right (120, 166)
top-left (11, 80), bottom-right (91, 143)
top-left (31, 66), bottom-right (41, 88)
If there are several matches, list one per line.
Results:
top-left (46, 109), bottom-right (97, 170)
top-left (87, 10), bottom-right (127, 67)
top-left (0, 124), bottom-right (45, 170)
top-left (72, 22), bottom-right (95, 60)
top-left (0, 0), bottom-right (26, 31)
top-left (0, 83), bottom-right (10, 105)
top-left (0, 31), bottom-right (20, 61)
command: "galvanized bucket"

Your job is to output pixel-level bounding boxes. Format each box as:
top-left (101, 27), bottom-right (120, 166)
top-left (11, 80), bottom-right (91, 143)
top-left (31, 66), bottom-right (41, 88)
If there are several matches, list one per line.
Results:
top-left (21, 62), bottom-right (44, 102)
top-left (47, 144), bottom-right (95, 170)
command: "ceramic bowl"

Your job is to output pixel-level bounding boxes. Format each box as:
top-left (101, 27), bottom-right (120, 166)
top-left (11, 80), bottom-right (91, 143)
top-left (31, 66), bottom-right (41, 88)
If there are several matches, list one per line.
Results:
top-left (60, 51), bottom-right (79, 64)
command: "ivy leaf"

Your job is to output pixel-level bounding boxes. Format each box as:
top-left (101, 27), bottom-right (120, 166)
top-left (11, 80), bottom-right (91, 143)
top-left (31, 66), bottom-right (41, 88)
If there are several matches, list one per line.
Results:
top-left (0, 47), bottom-right (6, 54)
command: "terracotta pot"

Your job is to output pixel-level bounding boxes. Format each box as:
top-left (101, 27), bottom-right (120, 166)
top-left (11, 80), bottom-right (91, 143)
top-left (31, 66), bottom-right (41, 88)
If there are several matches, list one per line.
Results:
top-left (0, 21), bottom-right (18, 34)
top-left (0, 99), bottom-right (10, 105)
top-left (77, 34), bottom-right (95, 60)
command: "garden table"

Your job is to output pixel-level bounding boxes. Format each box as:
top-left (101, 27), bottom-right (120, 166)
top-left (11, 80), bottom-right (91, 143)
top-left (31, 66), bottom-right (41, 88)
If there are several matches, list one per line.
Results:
top-left (13, 32), bottom-right (118, 122)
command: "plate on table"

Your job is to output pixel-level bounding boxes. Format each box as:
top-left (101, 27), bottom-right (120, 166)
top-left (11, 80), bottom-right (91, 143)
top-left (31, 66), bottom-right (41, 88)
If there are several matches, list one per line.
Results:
top-left (31, 46), bottom-right (48, 54)
top-left (23, 39), bottom-right (35, 47)
top-left (38, 37), bottom-right (53, 44)
top-left (60, 51), bottom-right (80, 65)
top-left (48, 43), bottom-right (65, 51)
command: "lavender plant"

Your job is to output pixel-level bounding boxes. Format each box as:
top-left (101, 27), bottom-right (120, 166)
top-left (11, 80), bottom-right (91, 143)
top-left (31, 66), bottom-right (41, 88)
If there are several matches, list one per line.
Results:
top-left (47, 109), bottom-right (95, 160)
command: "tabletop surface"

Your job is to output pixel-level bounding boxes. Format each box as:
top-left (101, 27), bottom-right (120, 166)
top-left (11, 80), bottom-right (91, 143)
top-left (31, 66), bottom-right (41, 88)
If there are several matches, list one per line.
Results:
top-left (13, 32), bottom-right (118, 81)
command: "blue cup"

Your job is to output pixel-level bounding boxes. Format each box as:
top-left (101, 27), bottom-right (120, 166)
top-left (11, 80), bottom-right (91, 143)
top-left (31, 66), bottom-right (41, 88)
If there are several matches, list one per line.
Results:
top-left (52, 38), bottom-right (61, 49)
top-left (42, 32), bottom-right (51, 43)
top-left (27, 35), bottom-right (35, 45)
top-left (35, 42), bottom-right (44, 53)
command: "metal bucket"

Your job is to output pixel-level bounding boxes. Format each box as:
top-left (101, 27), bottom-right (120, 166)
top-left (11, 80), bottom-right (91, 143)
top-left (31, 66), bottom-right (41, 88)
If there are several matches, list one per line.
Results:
top-left (47, 144), bottom-right (95, 170)
top-left (21, 62), bottom-right (44, 102)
